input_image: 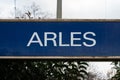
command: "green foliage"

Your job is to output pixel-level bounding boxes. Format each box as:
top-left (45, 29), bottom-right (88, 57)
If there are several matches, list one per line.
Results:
top-left (0, 60), bottom-right (88, 80)
top-left (111, 61), bottom-right (120, 80)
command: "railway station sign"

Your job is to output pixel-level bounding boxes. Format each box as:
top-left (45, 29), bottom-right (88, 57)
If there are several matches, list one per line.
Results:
top-left (0, 20), bottom-right (120, 56)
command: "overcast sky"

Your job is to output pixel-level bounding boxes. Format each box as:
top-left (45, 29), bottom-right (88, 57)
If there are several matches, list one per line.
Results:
top-left (0, 0), bottom-right (120, 19)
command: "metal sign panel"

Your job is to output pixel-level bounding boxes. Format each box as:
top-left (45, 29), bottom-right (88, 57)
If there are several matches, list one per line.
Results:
top-left (0, 20), bottom-right (120, 57)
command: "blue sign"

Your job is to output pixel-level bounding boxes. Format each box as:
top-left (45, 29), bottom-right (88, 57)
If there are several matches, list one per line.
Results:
top-left (0, 21), bottom-right (120, 56)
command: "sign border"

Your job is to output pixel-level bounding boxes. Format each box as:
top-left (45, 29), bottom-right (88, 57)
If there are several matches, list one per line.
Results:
top-left (0, 56), bottom-right (120, 60)
top-left (1, 19), bottom-right (120, 22)
top-left (0, 19), bottom-right (120, 60)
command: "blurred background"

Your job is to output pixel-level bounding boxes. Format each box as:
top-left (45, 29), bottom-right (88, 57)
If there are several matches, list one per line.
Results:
top-left (0, 0), bottom-right (120, 80)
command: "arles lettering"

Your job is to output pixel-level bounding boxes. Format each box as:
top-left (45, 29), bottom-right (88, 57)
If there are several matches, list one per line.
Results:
top-left (27, 32), bottom-right (96, 47)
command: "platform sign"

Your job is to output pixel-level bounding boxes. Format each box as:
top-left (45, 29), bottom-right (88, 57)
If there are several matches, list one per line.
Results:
top-left (0, 20), bottom-right (120, 56)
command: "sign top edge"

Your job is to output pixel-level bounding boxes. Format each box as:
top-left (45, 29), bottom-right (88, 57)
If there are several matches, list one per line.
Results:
top-left (0, 19), bottom-right (120, 22)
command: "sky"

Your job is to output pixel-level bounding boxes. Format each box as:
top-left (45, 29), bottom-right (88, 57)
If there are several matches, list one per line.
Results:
top-left (0, 0), bottom-right (120, 19)
top-left (89, 62), bottom-right (114, 79)
top-left (0, 0), bottom-right (119, 78)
